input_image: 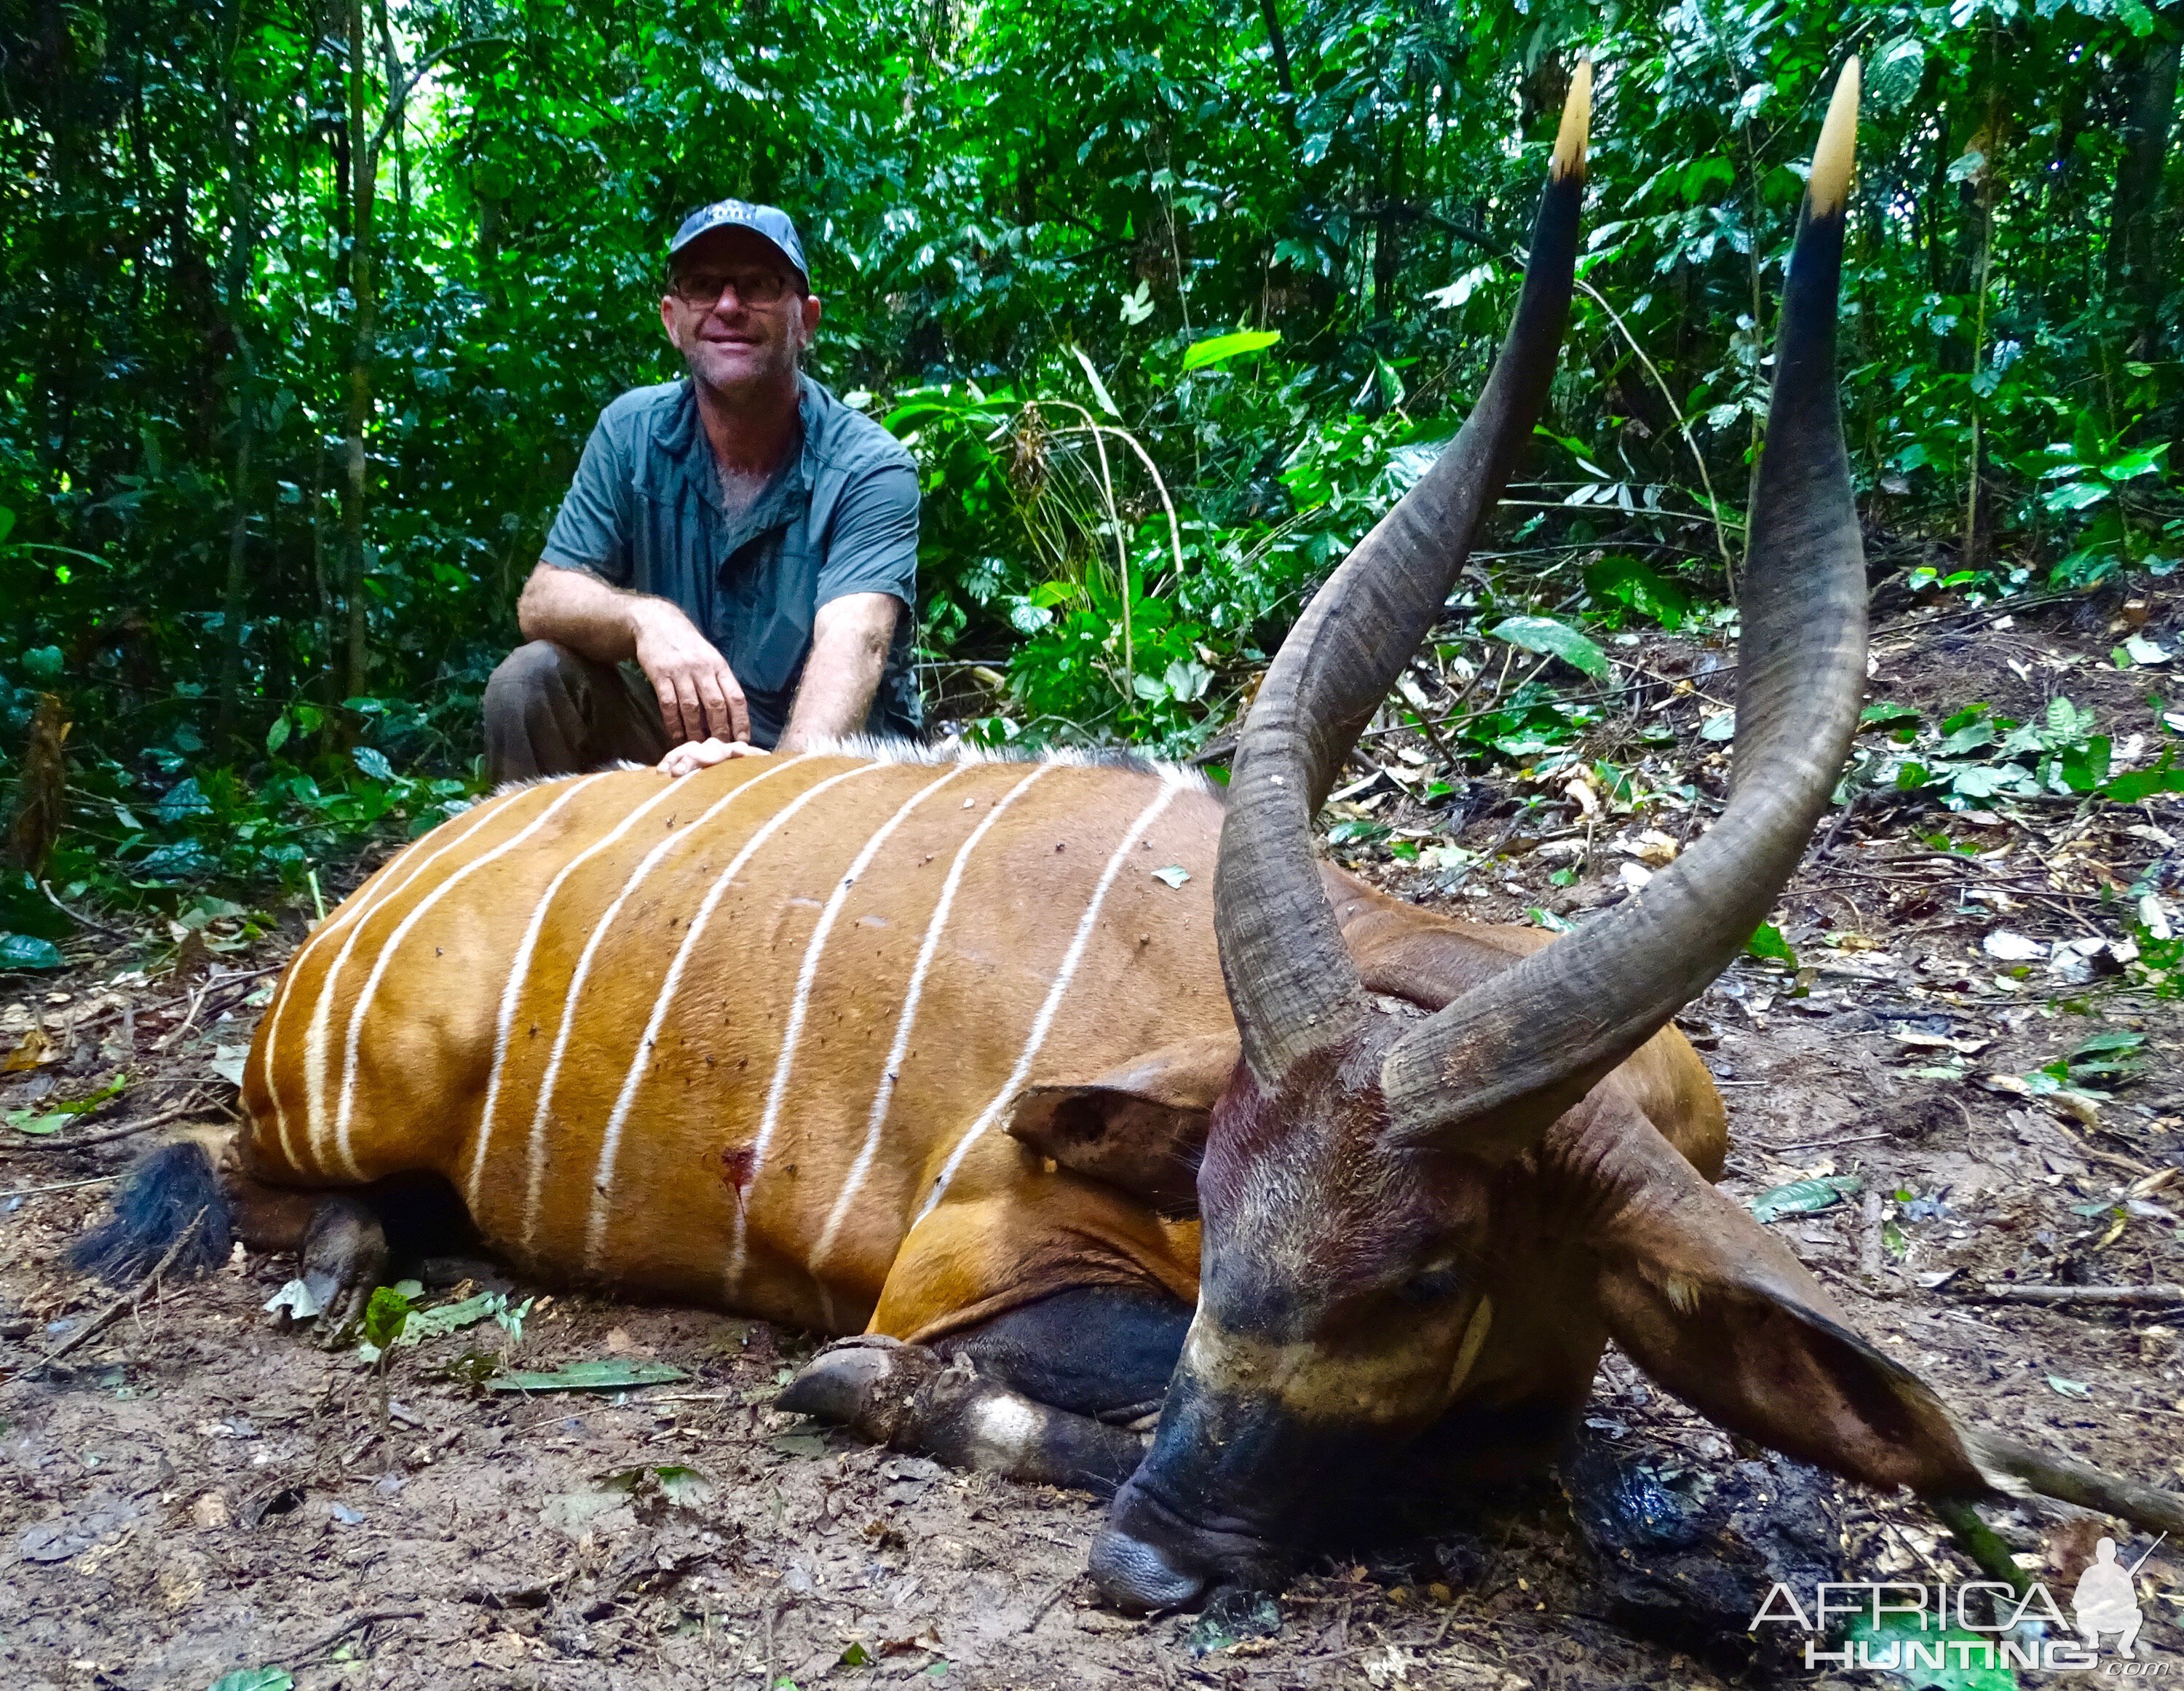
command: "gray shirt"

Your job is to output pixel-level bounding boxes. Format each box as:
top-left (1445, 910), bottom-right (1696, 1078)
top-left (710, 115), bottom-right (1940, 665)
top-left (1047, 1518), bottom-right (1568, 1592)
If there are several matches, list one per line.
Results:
top-left (541, 374), bottom-right (922, 748)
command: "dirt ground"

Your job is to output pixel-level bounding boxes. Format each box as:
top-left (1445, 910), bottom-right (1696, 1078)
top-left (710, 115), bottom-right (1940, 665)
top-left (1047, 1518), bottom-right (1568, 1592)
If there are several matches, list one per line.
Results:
top-left (4, 585), bottom-right (2182, 1691)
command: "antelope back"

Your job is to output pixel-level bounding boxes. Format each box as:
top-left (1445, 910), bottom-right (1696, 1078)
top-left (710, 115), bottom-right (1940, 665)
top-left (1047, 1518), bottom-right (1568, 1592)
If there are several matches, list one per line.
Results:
top-left (241, 751), bottom-right (1225, 1334)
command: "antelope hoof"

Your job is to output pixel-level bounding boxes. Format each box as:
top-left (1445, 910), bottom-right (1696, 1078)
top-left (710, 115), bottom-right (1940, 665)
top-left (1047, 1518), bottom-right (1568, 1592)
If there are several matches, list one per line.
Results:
top-left (300, 1196), bottom-right (390, 1337)
top-left (778, 1335), bottom-right (941, 1445)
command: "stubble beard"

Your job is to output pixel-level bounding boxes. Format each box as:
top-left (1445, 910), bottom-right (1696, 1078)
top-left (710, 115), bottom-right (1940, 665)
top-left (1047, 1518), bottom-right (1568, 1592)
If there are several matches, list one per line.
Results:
top-left (684, 325), bottom-right (803, 413)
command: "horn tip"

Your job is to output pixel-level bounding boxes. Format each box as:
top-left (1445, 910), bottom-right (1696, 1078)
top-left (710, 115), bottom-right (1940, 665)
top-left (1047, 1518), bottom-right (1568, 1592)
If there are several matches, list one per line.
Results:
top-left (1808, 58), bottom-right (1860, 217)
top-left (1551, 59), bottom-right (1594, 182)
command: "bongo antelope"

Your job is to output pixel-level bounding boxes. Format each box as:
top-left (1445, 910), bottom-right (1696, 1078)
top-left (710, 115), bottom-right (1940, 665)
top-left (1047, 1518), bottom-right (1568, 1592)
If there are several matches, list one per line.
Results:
top-left (85, 61), bottom-right (2183, 1612)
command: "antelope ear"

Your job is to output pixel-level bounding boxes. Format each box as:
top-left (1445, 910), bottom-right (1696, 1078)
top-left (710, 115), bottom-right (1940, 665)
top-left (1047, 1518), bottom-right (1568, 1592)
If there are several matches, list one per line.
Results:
top-left (1567, 1110), bottom-right (1994, 1500)
top-left (1005, 1032), bottom-right (1238, 1217)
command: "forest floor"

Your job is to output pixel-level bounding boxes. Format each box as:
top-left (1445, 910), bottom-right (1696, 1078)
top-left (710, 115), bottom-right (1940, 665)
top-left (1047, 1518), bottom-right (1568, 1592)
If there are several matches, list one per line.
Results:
top-left (2, 582), bottom-right (2182, 1691)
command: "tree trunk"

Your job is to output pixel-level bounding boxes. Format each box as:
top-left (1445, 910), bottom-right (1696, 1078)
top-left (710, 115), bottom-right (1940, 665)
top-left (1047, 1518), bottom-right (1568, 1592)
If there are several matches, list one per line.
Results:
top-left (218, 0), bottom-right (261, 742)
top-left (341, 0), bottom-right (376, 708)
top-left (1259, 0), bottom-right (1298, 139)
top-left (2105, 12), bottom-right (2180, 351)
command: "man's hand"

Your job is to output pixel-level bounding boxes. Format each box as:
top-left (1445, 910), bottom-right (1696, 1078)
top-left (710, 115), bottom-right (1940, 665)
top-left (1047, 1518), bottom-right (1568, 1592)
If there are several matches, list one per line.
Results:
top-left (659, 737), bottom-right (770, 778)
top-left (630, 600), bottom-right (749, 745)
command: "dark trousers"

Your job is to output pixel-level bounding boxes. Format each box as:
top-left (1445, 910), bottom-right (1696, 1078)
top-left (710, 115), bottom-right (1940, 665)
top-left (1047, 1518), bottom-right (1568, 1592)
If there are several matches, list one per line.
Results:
top-left (483, 641), bottom-right (673, 785)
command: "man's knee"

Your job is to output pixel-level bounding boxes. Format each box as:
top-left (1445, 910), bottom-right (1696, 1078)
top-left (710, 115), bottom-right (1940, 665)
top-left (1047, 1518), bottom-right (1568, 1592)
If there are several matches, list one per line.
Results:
top-left (486, 640), bottom-right (583, 713)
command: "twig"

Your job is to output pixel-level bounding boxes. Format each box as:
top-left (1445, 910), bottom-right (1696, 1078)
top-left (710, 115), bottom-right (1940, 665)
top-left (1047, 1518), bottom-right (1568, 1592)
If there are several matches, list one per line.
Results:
top-left (1757, 1129), bottom-right (1895, 1155)
top-left (39, 879), bottom-right (127, 939)
top-left (1572, 274), bottom-right (1736, 582)
top-left (281, 1607), bottom-right (427, 1668)
top-left (38, 1207), bottom-right (206, 1366)
top-left (1974, 1283), bottom-right (2184, 1307)
top-left (0, 1173), bottom-right (124, 1200)
top-left (10, 1093), bottom-right (218, 1152)
top-left (1021, 1575), bottom-right (1077, 1633)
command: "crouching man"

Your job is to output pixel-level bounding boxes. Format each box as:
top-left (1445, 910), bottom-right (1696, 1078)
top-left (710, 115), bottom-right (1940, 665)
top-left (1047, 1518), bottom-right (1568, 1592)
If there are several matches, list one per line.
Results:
top-left (486, 199), bottom-right (921, 785)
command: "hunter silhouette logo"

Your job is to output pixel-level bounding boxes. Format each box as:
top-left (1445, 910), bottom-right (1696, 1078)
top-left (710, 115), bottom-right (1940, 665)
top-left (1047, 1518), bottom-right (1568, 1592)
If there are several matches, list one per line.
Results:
top-left (2075, 1536), bottom-right (2157, 1659)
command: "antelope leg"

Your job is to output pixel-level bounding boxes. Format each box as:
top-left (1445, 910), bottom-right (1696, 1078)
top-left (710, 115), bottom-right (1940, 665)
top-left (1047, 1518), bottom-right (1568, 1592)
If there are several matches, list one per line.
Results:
top-left (779, 1335), bottom-right (1148, 1492)
top-left (301, 1195), bottom-right (390, 1332)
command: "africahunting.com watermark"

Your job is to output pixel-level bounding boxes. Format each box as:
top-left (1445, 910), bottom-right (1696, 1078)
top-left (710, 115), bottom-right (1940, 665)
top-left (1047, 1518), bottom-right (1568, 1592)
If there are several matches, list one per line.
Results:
top-left (1752, 1535), bottom-right (2169, 1674)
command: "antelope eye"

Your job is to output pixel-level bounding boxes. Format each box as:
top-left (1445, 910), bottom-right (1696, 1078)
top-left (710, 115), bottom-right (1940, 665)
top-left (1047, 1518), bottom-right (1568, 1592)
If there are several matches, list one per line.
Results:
top-left (1400, 1264), bottom-right (1465, 1304)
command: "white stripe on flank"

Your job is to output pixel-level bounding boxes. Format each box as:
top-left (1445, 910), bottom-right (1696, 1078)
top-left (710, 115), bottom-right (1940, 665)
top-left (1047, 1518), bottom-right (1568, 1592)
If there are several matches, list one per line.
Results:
top-left (520, 756), bottom-right (812, 1246)
top-left (910, 777), bottom-right (1182, 1226)
top-left (290, 791), bottom-right (530, 1173)
top-left (584, 760), bottom-right (882, 1270)
top-left (729, 763), bottom-right (970, 1288)
top-left (807, 763), bottom-right (1052, 1278)
top-left (463, 775), bottom-right (685, 1207)
top-left (326, 775), bottom-right (609, 1179)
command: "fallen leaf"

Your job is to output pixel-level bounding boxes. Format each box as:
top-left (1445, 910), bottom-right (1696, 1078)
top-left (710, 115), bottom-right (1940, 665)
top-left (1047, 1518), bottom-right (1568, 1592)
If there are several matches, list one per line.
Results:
top-left (2047, 1375), bottom-right (2092, 1401)
top-left (1981, 930), bottom-right (2046, 962)
top-left (263, 1279), bottom-right (325, 1321)
top-left (2, 1027), bottom-right (55, 1072)
top-left (1151, 865), bottom-right (1190, 889)
top-left (486, 1360), bottom-right (688, 1393)
top-left (1751, 1175), bottom-right (1863, 1224)
top-left (210, 1043), bottom-right (251, 1088)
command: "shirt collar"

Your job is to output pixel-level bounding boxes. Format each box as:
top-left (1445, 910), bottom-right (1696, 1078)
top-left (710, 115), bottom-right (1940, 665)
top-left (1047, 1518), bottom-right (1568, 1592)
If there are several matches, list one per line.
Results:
top-left (660, 375), bottom-right (823, 516)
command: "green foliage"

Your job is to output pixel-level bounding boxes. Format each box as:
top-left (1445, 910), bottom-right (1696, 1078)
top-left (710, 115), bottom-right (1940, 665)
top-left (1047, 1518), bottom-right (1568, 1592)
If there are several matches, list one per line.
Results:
top-left (1, 0), bottom-right (2177, 901)
top-left (362, 1286), bottom-right (416, 1354)
top-left (1745, 923), bottom-right (1798, 967)
top-left (1854, 694), bottom-right (2183, 808)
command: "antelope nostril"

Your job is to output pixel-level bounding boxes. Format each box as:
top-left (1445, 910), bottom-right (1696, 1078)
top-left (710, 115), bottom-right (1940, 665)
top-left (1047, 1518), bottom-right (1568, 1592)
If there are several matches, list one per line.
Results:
top-left (1089, 1526), bottom-right (1208, 1612)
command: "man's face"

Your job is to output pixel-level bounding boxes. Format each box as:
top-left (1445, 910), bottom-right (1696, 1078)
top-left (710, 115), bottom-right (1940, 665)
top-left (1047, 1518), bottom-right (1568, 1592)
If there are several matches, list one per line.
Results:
top-left (660, 226), bottom-right (823, 398)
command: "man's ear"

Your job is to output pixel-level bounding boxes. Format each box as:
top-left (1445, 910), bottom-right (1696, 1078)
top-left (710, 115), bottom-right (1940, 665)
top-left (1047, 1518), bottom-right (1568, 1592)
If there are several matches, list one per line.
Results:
top-left (1563, 1109), bottom-right (1995, 1500)
top-left (1004, 1031), bottom-right (1238, 1218)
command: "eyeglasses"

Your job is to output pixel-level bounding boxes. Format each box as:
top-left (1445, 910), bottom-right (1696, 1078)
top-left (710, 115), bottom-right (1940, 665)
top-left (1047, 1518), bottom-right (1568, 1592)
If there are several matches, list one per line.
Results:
top-left (669, 268), bottom-right (796, 309)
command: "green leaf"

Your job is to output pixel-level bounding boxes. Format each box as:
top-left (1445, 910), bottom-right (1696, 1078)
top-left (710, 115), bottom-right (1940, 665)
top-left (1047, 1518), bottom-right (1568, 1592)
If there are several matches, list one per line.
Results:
top-left (2100, 443), bottom-right (2167, 481)
top-left (1180, 329), bottom-right (1281, 373)
top-left (2041, 479), bottom-right (2109, 513)
top-left (1488, 615), bottom-right (1609, 680)
top-left (1067, 344), bottom-right (1120, 417)
top-left (2058, 735), bottom-right (2110, 792)
top-left (266, 713), bottom-right (292, 756)
top-left (352, 746), bottom-right (395, 783)
top-left (1867, 36), bottom-right (1928, 113)
top-left (1584, 555), bottom-right (1692, 629)
top-left (158, 776), bottom-right (213, 825)
top-left (1325, 819), bottom-right (1390, 847)
top-left (1745, 923), bottom-right (1799, 967)
top-left (1750, 1175), bottom-right (1862, 1224)
top-left (21, 645), bottom-right (64, 682)
top-left (397, 1291), bottom-right (503, 1345)
top-left (840, 1642), bottom-right (874, 1667)
top-left (487, 1360), bottom-right (691, 1393)
top-left (0, 934), bottom-right (66, 971)
top-left (1151, 864), bottom-right (1190, 888)
top-left (1859, 702), bottom-right (1920, 729)
top-left (207, 1673), bottom-right (296, 1691)
top-left (0, 504), bottom-right (15, 544)
top-left (362, 1286), bottom-right (414, 1351)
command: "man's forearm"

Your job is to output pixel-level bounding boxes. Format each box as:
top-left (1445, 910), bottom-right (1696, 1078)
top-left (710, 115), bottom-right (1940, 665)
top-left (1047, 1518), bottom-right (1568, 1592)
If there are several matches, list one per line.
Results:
top-left (517, 563), bottom-right (652, 664)
top-left (782, 593), bottom-right (901, 751)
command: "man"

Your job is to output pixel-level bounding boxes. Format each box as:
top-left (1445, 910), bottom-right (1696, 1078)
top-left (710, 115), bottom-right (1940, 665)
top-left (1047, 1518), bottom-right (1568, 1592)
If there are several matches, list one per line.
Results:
top-left (484, 199), bottom-right (920, 785)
